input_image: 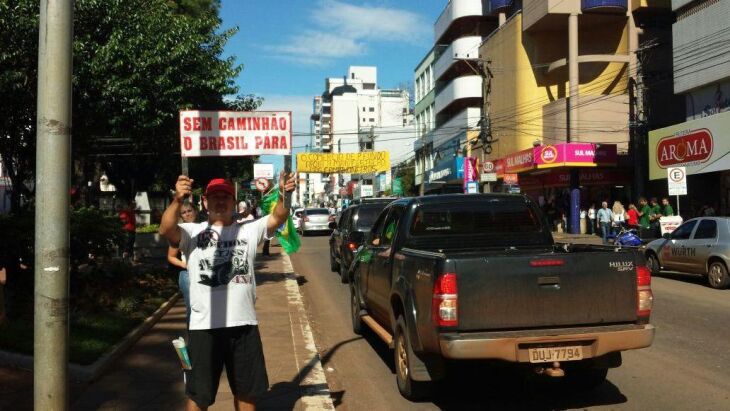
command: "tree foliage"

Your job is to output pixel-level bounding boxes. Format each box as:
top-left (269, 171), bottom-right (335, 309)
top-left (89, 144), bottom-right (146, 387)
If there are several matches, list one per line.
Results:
top-left (0, 0), bottom-right (254, 208)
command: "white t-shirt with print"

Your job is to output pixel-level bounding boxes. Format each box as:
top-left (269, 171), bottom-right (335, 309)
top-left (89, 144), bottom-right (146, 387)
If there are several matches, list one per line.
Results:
top-left (179, 216), bottom-right (272, 330)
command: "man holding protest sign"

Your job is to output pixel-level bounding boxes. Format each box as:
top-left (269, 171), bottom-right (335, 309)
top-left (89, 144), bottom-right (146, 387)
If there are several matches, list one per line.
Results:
top-left (159, 171), bottom-right (296, 411)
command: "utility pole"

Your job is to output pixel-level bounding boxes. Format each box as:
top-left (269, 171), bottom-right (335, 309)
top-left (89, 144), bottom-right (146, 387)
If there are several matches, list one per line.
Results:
top-left (461, 57), bottom-right (495, 193)
top-left (34, 1), bottom-right (73, 409)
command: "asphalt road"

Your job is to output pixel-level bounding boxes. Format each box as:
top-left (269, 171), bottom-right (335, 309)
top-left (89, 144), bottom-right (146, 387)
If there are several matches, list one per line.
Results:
top-left (290, 236), bottom-right (730, 410)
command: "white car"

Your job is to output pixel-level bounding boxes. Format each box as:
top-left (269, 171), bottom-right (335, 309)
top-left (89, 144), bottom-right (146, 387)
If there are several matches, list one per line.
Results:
top-left (299, 208), bottom-right (334, 236)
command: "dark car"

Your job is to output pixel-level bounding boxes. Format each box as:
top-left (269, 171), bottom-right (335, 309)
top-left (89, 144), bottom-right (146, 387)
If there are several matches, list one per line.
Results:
top-left (329, 198), bottom-right (395, 283)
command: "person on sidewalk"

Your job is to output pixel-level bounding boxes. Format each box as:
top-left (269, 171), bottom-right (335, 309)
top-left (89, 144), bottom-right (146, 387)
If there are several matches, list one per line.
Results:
top-left (626, 203), bottom-right (640, 230)
top-left (588, 203), bottom-right (596, 235)
top-left (159, 172), bottom-right (296, 411)
top-left (611, 200), bottom-right (626, 236)
top-left (167, 201), bottom-right (198, 323)
top-left (118, 199), bottom-right (137, 261)
top-left (661, 197), bottom-right (675, 217)
top-left (597, 201), bottom-right (613, 245)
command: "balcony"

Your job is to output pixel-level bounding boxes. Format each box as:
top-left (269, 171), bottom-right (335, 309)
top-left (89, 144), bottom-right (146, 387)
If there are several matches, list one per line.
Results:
top-left (434, 75), bottom-right (482, 116)
top-left (433, 36), bottom-right (483, 82)
top-left (523, 0), bottom-right (581, 32)
top-left (582, 0), bottom-right (627, 12)
top-left (435, 0), bottom-right (489, 44)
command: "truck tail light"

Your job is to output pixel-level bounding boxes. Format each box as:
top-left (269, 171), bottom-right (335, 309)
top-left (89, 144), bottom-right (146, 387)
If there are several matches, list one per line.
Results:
top-left (637, 265), bottom-right (653, 320)
top-left (432, 273), bottom-right (458, 327)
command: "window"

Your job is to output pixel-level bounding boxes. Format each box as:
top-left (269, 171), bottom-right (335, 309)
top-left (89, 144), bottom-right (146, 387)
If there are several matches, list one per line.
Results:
top-left (369, 118), bottom-right (375, 122)
top-left (410, 202), bottom-right (542, 237)
top-left (403, 108), bottom-right (407, 115)
top-left (379, 207), bottom-right (405, 248)
top-left (369, 107), bottom-right (375, 112)
top-left (362, 107), bottom-right (365, 112)
top-left (693, 220), bottom-right (717, 240)
top-left (365, 142), bottom-right (373, 150)
top-left (671, 221), bottom-right (697, 240)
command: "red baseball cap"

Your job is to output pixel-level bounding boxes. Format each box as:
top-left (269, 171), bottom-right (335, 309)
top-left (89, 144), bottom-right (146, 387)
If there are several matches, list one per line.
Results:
top-left (205, 178), bottom-right (234, 197)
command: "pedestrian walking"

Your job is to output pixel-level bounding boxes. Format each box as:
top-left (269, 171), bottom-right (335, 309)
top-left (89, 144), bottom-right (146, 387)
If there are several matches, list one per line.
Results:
top-left (167, 201), bottom-right (198, 323)
top-left (597, 201), bottom-right (613, 244)
top-left (118, 199), bottom-right (137, 261)
top-left (159, 172), bottom-right (297, 410)
top-left (588, 203), bottom-right (596, 235)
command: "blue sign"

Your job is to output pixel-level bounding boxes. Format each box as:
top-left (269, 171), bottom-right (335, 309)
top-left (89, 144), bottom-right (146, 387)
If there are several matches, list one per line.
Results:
top-left (428, 157), bottom-right (465, 183)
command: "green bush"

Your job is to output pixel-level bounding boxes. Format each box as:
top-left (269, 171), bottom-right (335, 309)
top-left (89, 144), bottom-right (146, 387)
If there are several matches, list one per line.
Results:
top-left (136, 224), bottom-right (160, 233)
top-left (70, 207), bottom-right (125, 264)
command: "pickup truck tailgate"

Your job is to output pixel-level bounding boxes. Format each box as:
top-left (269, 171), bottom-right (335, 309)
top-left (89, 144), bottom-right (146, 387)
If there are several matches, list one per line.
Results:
top-left (454, 251), bottom-right (638, 331)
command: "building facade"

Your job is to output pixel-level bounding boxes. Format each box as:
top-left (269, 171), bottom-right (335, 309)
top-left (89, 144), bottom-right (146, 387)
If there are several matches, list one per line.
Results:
top-left (307, 66), bottom-right (411, 206)
top-left (414, 0), bottom-right (497, 195)
top-left (648, 0), bottom-right (730, 217)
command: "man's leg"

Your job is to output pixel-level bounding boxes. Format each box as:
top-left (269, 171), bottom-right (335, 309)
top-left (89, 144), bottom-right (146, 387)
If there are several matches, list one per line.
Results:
top-left (226, 326), bottom-right (269, 411)
top-left (234, 395), bottom-right (256, 411)
top-left (186, 329), bottom-right (225, 410)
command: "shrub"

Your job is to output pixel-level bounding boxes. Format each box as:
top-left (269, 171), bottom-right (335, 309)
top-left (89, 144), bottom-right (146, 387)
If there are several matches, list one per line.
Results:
top-left (136, 224), bottom-right (160, 234)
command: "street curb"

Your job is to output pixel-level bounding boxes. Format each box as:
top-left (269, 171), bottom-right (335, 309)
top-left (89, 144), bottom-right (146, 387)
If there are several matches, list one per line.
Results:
top-left (0, 292), bottom-right (180, 382)
top-left (281, 253), bottom-right (335, 410)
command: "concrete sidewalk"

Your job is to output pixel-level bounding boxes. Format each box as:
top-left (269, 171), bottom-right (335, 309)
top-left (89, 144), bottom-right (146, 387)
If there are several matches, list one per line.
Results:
top-left (59, 246), bottom-right (331, 410)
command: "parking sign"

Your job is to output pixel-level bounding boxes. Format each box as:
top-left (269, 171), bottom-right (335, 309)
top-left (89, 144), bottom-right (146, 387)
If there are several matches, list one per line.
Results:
top-left (667, 167), bottom-right (687, 196)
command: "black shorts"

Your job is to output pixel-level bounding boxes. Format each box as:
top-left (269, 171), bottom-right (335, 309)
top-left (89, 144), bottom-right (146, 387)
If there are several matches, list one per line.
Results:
top-left (185, 325), bottom-right (269, 407)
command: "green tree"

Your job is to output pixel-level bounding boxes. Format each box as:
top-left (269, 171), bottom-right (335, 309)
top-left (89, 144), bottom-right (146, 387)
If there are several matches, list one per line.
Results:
top-left (0, 0), bottom-right (252, 208)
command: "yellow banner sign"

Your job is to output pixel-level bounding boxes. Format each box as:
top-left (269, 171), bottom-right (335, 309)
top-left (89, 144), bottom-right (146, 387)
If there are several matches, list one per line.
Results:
top-left (296, 151), bottom-right (390, 173)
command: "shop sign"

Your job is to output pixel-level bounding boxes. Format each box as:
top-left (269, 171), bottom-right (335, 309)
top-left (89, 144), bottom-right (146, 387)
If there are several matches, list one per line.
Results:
top-left (534, 143), bottom-right (617, 169)
top-left (466, 181), bottom-right (478, 194)
top-left (518, 169), bottom-right (631, 191)
top-left (660, 216), bottom-right (684, 235)
top-left (462, 157), bottom-right (478, 192)
top-left (503, 174), bottom-right (519, 184)
top-left (253, 163), bottom-right (274, 179)
top-left (504, 148), bottom-right (534, 173)
top-left (494, 159), bottom-right (505, 177)
top-left (481, 173), bottom-right (497, 182)
top-left (428, 157), bottom-right (464, 183)
top-left (649, 111), bottom-right (730, 180)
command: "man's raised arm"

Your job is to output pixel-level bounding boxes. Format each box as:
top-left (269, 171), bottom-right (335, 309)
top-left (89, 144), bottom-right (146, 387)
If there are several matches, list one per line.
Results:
top-left (266, 171), bottom-right (297, 237)
top-left (159, 175), bottom-right (194, 245)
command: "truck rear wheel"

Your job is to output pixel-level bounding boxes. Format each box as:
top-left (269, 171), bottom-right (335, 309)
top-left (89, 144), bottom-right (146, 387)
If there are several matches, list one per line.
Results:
top-left (647, 253), bottom-right (661, 275)
top-left (394, 316), bottom-right (431, 401)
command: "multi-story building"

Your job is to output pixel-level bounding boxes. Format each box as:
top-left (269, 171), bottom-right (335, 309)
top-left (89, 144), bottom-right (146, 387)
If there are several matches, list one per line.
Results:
top-left (413, 0), bottom-right (680, 231)
top-left (648, 0), bottom-right (730, 215)
top-left (414, 0), bottom-right (497, 194)
top-left (308, 66), bottom-right (411, 204)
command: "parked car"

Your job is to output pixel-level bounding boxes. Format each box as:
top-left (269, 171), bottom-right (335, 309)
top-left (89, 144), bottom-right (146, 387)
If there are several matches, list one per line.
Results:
top-left (350, 194), bottom-right (655, 400)
top-left (329, 198), bottom-right (394, 283)
top-left (292, 208), bottom-right (304, 231)
top-left (645, 217), bottom-right (730, 289)
top-left (299, 208), bottom-right (333, 236)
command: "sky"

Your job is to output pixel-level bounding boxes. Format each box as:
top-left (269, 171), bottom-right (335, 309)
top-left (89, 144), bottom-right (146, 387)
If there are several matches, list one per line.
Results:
top-left (219, 0), bottom-right (447, 172)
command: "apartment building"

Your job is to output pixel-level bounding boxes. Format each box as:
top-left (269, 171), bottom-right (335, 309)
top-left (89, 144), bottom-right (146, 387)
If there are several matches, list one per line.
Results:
top-left (414, 0), bottom-right (497, 194)
top-left (308, 66), bottom-right (411, 205)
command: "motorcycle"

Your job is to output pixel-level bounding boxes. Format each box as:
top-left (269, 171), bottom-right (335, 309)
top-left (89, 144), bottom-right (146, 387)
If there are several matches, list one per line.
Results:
top-left (608, 225), bottom-right (643, 247)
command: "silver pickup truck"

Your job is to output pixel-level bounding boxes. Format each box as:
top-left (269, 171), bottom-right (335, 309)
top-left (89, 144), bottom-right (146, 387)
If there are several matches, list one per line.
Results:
top-left (645, 217), bottom-right (730, 289)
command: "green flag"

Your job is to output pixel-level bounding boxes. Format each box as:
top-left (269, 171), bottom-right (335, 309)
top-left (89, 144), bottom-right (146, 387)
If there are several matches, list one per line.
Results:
top-left (260, 186), bottom-right (301, 254)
